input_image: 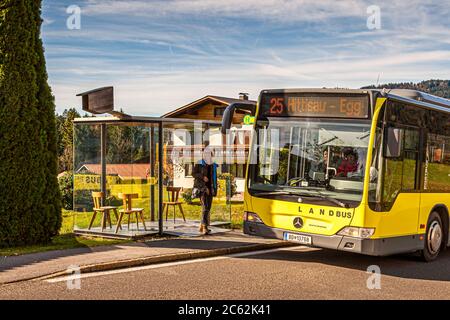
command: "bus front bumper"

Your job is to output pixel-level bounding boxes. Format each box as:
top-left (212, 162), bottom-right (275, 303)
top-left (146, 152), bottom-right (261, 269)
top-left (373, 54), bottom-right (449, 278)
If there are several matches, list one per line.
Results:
top-left (244, 221), bottom-right (424, 256)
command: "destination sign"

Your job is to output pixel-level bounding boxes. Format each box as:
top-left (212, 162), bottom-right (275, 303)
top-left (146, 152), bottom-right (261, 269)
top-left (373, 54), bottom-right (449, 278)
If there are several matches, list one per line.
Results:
top-left (260, 93), bottom-right (369, 118)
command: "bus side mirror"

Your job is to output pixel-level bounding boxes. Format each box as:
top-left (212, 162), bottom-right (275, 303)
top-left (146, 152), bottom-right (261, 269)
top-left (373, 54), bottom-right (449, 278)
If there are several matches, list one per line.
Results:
top-left (383, 127), bottom-right (403, 158)
top-left (221, 106), bottom-right (235, 135)
top-left (221, 103), bottom-right (256, 134)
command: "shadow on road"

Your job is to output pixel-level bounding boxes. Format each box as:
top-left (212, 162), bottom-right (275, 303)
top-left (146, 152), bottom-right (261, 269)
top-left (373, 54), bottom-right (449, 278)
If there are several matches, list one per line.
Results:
top-left (0, 233), bottom-right (257, 275)
top-left (245, 246), bottom-right (450, 282)
top-left (2, 230), bottom-right (449, 284)
top-left (0, 243), bottom-right (124, 274)
top-left (142, 238), bottom-right (257, 251)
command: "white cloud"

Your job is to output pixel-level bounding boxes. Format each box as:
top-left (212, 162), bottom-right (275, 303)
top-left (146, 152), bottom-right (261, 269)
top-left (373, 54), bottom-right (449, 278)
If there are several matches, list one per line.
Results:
top-left (51, 48), bottom-right (450, 115)
top-left (45, 0), bottom-right (450, 115)
top-left (82, 0), bottom-right (367, 22)
top-left (42, 17), bottom-right (54, 26)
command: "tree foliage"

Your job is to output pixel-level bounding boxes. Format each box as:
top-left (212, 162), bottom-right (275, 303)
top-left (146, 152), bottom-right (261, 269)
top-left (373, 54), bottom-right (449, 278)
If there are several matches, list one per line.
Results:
top-left (56, 108), bottom-right (80, 172)
top-left (58, 172), bottom-right (73, 210)
top-left (0, 0), bottom-right (61, 247)
top-left (362, 79), bottom-right (450, 98)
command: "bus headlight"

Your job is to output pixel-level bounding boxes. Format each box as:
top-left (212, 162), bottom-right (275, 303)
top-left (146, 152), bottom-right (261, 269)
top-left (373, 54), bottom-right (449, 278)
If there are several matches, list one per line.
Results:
top-left (338, 227), bottom-right (375, 239)
top-left (244, 212), bottom-right (263, 223)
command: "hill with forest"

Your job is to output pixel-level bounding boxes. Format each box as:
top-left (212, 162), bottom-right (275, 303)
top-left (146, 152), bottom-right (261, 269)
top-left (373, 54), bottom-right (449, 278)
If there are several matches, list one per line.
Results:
top-left (362, 79), bottom-right (450, 98)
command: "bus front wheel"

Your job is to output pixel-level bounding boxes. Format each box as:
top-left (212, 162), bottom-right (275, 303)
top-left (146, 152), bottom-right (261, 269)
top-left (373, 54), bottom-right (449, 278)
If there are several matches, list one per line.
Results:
top-left (421, 212), bottom-right (444, 262)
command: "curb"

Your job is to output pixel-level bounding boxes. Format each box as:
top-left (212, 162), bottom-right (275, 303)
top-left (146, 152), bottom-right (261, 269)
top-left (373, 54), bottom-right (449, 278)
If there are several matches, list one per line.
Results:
top-left (30, 241), bottom-right (296, 282)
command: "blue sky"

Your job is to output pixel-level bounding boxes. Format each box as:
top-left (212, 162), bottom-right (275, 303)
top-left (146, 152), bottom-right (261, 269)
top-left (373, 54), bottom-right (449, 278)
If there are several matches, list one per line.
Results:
top-left (42, 0), bottom-right (450, 116)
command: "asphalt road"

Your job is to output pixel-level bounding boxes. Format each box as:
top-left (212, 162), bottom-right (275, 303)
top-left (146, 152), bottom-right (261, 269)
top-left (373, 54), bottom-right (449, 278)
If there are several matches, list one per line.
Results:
top-left (1, 246), bottom-right (449, 300)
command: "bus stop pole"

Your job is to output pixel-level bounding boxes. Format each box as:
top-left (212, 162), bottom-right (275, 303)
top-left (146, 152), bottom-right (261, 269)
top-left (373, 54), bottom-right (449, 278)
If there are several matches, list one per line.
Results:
top-left (150, 126), bottom-right (155, 221)
top-left (158, 122), bottom-right (164, 235)
top-left (100, 123), bottom-right (107, 206)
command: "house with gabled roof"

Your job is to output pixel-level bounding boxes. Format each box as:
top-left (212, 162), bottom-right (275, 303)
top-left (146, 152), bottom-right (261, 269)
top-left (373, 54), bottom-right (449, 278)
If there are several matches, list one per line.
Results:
top-left (161, 93), bottom-right (256, 193)
top-left (162, 93), bottom-right (255, 122)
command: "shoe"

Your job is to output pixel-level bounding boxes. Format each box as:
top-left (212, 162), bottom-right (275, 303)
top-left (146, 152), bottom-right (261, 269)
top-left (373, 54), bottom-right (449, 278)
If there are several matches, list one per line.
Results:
top-left (204, 226), bottom-right (212, 235)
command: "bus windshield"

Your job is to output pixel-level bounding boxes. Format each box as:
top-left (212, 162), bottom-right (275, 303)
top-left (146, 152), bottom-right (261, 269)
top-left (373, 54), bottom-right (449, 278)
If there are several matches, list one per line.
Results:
top-left (249, 118), bottom-right (372, 205)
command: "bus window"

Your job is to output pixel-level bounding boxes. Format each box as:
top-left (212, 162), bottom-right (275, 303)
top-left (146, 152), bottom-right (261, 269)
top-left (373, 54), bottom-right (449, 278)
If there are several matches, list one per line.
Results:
top-left (368, 125), bottom-right (383, 210)
top-left (383, 155), bottom-right (402, 206)
top-left (251, 119), bottom-right (371, 205)
top-left (425, 132), bottom-right (450, 191)
top-left (382, 127), bottom-right (420, 208)
top-left (369, 101), bottom-right (422, 211)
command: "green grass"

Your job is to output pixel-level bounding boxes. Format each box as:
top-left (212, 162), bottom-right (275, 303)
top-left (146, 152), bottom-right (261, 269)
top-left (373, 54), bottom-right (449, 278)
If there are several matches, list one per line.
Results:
top-left (427, 163), bottom-right (450, 190)
top-left (0, 234), bottom-right (126, 257)
top-left (0, 210), bottom-right (128, 257)
top-left (229, 201), bottom-right (245, 229)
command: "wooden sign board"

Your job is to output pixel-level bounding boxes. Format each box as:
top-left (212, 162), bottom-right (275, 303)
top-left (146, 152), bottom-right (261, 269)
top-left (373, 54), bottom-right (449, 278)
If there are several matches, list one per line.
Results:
top-left (77, 86), bottom-right (114, 114)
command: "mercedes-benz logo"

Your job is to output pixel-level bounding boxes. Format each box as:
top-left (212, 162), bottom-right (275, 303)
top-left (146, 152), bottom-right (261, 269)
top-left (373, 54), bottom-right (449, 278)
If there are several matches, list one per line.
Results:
top-left (293, 217), bottom-right (303, 229)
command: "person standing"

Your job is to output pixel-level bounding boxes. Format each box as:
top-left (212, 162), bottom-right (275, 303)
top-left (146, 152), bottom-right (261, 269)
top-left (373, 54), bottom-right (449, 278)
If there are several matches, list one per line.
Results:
top-left (193, 146), bottom-right (218, 235)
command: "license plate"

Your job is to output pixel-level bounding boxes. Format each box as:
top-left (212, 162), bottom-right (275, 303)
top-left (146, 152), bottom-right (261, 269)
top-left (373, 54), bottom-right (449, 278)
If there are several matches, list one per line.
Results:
top-left (283, 232), bottom-right (312, 245)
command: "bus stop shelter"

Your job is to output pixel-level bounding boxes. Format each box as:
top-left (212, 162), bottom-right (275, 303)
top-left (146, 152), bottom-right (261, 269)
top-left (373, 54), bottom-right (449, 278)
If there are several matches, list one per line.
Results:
top-left (72, 115), bottom-right (233, 239)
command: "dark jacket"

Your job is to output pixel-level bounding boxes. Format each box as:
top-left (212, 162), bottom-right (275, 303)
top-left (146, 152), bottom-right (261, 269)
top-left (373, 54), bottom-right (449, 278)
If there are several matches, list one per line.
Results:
top-left (193, 160), bottom-right (218, 197)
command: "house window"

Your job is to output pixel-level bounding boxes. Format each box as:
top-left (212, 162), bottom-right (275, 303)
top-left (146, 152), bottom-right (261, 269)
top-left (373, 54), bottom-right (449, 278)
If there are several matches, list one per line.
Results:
top-left (226, 164), bottom-right (247, 178)
top-left (237, 164), bottom-right (245, 178)
top-left (184, 163), bottom-right (193, 177)
top-left (214, 107), bottom-right (226, 117)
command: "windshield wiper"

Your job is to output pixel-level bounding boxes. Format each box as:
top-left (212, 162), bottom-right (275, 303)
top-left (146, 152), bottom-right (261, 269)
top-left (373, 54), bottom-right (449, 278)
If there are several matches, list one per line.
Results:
top-left (254, 189), bottom-right (350, 209)
top-left (314, 192), bottom-right (349, 208)
top-left (289, 188), bottom-right (350, 208)
top-left (252, 190), bottom-right (296, 196)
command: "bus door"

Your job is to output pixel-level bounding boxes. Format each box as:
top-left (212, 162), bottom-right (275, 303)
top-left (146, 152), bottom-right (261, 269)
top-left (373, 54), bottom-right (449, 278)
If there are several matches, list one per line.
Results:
top-left (383, 125), bottom-right (422, 234)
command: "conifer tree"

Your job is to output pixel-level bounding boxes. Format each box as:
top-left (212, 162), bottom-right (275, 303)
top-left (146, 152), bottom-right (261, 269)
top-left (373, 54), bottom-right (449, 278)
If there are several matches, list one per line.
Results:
top-left (0, 0), bottom-right (61, 246)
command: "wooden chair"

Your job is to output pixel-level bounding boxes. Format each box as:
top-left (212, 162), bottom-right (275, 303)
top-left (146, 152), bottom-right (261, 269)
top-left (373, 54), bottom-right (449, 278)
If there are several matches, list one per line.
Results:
top-left (90, 192), bottom-right (120, 232)
top-left (116, 193), bottom-right (147, 234)
top-left (163, 187), bottom-right (186, 223)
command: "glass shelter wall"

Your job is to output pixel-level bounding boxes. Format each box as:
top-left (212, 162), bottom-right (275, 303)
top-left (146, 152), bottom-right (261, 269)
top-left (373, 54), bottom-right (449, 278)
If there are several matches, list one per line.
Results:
top-left (73, 124), bottom-right (102, 227)
top-left (162, 123), bottom-right (231, 227)
top-left (105, 123), bottom-right (159, 236)
top-left (73, 122), bottom-right (160, 237)
top-left (73, 119), bottom-right (231, 238)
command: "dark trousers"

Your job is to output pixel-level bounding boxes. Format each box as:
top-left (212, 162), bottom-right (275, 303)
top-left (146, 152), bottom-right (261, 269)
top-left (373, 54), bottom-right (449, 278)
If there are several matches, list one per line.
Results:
top-left (200, 192), bottom-right (213, 225)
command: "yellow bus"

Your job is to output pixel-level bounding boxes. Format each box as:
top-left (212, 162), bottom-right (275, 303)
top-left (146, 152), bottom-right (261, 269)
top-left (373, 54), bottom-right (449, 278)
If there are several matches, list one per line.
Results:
top-left (224, 88), bottom-right (450, 261)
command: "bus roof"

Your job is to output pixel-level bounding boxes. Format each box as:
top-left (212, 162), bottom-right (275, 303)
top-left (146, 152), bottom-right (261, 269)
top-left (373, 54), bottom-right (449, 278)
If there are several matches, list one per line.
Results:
top-left (384, 89), bottom-right (450, 109)
top-left (261, 88), bottom-right (370, 95)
